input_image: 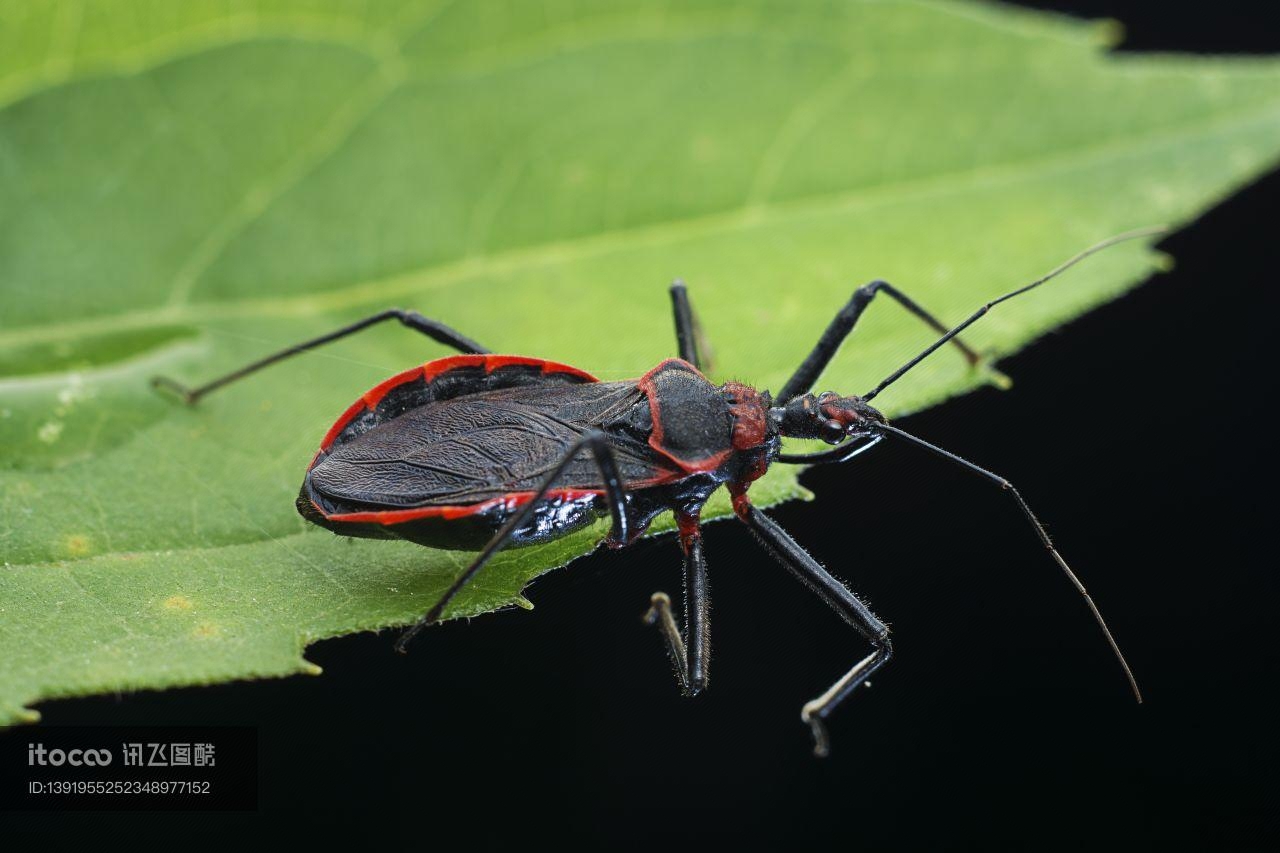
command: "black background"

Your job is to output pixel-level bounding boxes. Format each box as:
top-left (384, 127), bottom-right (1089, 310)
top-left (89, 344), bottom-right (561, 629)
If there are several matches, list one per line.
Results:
top-left (9, 1), bottom-right (1279, 847)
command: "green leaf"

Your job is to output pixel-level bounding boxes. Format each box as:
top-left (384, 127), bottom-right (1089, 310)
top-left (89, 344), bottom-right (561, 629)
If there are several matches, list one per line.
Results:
top-left (1, 0), bottom-right (1278, 727)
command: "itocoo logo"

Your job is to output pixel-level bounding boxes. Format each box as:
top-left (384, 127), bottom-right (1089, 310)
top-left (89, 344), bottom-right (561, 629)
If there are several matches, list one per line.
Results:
top-left (28, 743), bottom-right (113, 766)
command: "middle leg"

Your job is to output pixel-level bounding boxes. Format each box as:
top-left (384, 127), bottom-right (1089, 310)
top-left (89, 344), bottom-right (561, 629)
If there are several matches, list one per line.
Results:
top-left (668, 281), bottom-right (712, 371)
top-left (643, 507), bottom-right (711, 695)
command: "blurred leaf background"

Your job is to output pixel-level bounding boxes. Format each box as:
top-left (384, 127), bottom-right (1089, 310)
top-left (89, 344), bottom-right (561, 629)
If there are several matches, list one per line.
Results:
top-left (2, 0), bottom-right (1279, 726)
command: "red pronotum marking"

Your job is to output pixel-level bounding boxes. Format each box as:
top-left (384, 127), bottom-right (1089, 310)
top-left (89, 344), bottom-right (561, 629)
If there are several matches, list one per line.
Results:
top-left (637, 358), bottom-right (732, 474)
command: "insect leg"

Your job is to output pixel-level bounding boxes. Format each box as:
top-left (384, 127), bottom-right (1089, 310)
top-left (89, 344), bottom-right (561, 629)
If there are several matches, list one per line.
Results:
top-left (152, 309), bottom-right (489, 404)
top-left (643, 508), bottom-right (711, 695)
top-left (735, 495), bottom-right (892, 757)
top-left (668, 280), bottom-right (712, 371)
top-left (394, 430), bottom-right (630, 652)
top-left (777, 281), bottom-right (981, 404)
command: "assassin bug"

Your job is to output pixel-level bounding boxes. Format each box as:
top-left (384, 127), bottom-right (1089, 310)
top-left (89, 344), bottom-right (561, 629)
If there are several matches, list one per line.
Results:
top-left (153, 228), bottom-right (1156, 756)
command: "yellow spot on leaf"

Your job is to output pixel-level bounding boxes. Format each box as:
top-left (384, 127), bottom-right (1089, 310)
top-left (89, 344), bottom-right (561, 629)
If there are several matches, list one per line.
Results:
top-left (192, 623), bottom-right (221, 639)
top-left (63, 534), bottom-right (92, 557)
top-left (38, 421), bottom-right (64, 443)
top-left (162, 594), bottom-right (194, 612)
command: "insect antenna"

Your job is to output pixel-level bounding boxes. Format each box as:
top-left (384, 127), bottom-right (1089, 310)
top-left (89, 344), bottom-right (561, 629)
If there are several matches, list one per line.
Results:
top-left (876, 422), bottom-right (1143, 704)
top-left (862, 225), bottom-right (1168, 402)
top-left (777, 434), bottom-right (883, 464)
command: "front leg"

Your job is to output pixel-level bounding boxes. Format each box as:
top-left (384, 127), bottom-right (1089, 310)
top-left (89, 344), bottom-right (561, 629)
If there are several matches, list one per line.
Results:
top-left (777, 280), bottom-right (983, 404)
top-left (643, 508), bottom-right (710, 695)
top-left (735, 493), bottom-right (892, 757)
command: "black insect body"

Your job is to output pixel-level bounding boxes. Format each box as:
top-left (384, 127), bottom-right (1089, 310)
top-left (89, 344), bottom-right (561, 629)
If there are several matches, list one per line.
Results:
top-left (298, 354), bottom-right (762, 554)
top-left (154, 230), bottom-right (1154, 756)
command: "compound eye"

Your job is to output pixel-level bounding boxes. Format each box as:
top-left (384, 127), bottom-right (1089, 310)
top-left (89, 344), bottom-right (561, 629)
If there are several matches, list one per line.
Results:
top-left (821, 419), bottom-right (845, 444)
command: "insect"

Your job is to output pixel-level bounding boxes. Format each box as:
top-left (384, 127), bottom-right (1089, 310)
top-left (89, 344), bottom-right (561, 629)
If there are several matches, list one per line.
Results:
top-left (153, 228), bottom-right (1155, 756)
